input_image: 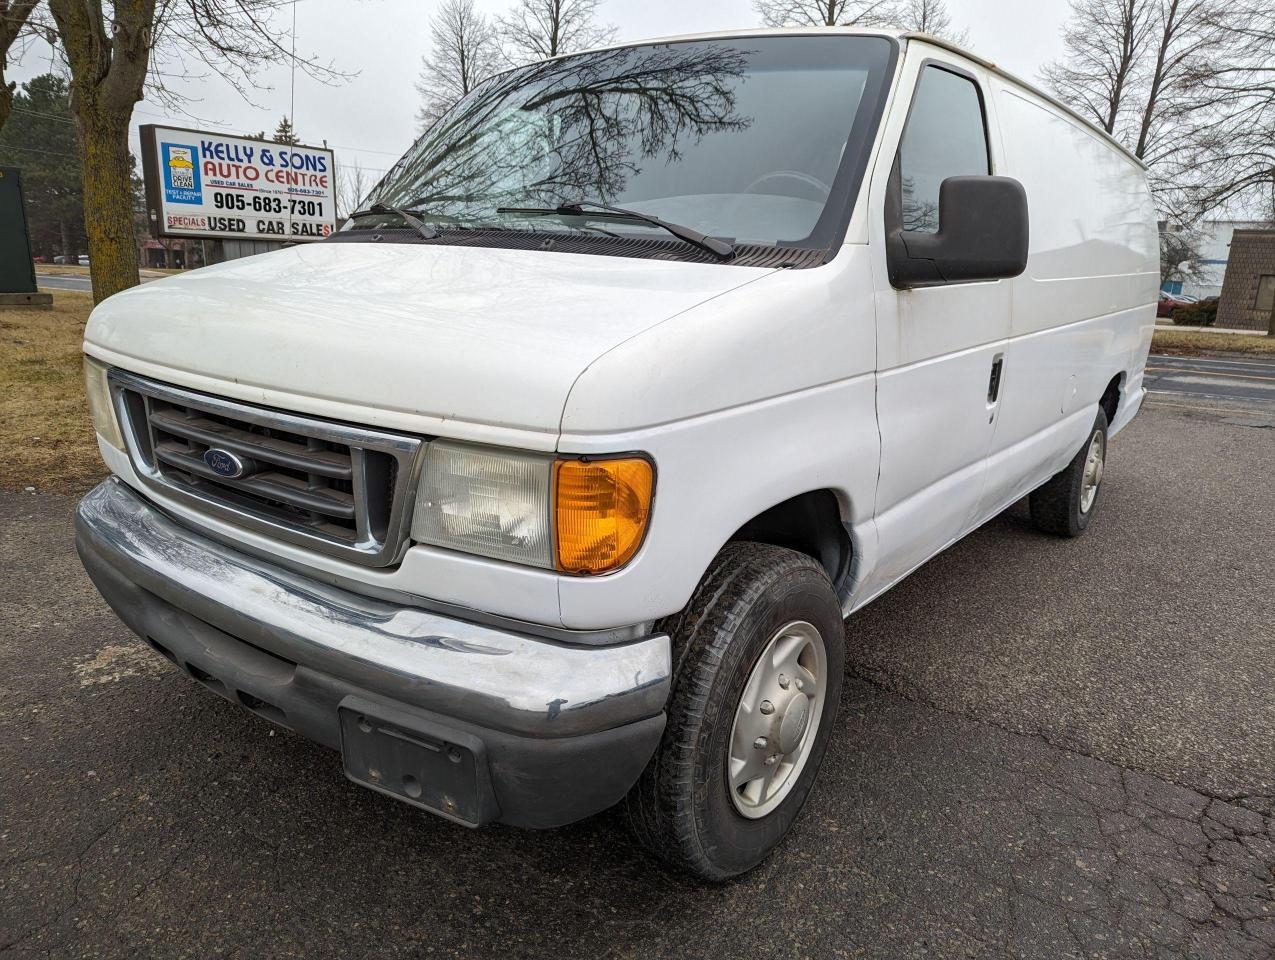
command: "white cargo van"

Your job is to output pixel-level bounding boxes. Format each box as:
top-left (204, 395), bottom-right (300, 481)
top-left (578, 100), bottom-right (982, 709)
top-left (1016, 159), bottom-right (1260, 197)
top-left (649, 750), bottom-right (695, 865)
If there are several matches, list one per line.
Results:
top-left (77, 29), bottom-right (1157, 879)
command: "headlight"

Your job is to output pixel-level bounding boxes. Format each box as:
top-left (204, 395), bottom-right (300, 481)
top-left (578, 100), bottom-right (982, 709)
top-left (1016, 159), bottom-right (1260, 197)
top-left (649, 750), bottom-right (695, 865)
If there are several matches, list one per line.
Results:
top-left (83, 356), bottom-right (125, 451)
top-left (411, 442), bottom-right (654, 575)
top-left (412, 442), bottom-right (555, 568)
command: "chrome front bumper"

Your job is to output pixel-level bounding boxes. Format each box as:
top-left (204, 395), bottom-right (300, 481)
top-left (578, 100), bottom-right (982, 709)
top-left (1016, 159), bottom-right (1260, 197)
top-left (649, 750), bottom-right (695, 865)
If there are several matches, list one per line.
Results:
top-left (75, 479), bottom-right (671, 827)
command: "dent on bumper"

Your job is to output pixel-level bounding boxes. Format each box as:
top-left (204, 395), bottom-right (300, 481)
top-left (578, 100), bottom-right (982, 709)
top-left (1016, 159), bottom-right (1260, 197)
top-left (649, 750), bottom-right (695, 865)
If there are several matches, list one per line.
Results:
top-left (75, 479), bottom-right (671, 738)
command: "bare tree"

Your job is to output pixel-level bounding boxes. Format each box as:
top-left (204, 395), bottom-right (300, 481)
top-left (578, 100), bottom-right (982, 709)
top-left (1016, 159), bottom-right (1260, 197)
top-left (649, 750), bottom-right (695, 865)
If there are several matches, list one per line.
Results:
top-left (46, 0), bottom-right (348, 302)
top-left (1041, 0), bottom-right (1151, 135)
top-left (417, 0), bottom-right (501, 130)
top-left (1044, 0), bottom-right (1273, 220)
top-left (753, 0), bottom-right (900, 28)
top-left (895, 0), bottom-right (968, 42)
top-left (1158, 221), bottom-right (1207, 285)
top-left (496, 0), bottom-right (616, 65)
top-left (0, 0), bottom-right (40, 132)
top-left (1172, 1), bottom-right (1275, 217)
top-left (336, 158), bottom-right (371, 220)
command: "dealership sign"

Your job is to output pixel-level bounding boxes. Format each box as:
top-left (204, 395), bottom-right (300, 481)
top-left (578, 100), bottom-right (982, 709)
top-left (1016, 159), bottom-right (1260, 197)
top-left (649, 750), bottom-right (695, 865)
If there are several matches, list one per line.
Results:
top-left (140, 125), bottom-right (336, 242)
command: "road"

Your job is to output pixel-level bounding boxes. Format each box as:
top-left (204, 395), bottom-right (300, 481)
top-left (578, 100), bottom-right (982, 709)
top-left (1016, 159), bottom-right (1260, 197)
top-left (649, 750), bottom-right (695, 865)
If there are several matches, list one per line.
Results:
top-left (2, 396), bottom-right (1273, 958)
top-left (36, 271), bottom-right (168, 293)
top-left (35, 274), bottom-right (93, 292)
top-left (1147, 351), bottom-right (1275, 406)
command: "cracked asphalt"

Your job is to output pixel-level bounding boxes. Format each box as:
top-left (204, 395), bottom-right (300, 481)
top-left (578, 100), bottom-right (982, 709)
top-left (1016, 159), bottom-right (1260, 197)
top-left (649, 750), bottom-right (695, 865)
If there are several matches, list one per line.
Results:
top-left (2, 396), bottom-right (1273, 959)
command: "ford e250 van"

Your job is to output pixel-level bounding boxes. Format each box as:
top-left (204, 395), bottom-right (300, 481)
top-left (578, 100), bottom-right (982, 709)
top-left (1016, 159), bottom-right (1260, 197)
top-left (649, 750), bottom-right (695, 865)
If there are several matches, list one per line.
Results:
top-left (76, 29), bottom-right (1158, 880)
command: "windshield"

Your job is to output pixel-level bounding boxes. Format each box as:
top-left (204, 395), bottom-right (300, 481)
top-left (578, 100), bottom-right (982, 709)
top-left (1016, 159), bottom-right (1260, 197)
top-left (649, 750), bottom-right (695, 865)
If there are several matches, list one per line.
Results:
top-left (353, 35), bottom-right (895, 255)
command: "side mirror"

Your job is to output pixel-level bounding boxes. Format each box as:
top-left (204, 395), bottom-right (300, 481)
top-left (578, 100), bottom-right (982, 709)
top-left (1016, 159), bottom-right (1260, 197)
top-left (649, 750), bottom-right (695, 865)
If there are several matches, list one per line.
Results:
top-left (888, 175), bottom-right (1029, 289)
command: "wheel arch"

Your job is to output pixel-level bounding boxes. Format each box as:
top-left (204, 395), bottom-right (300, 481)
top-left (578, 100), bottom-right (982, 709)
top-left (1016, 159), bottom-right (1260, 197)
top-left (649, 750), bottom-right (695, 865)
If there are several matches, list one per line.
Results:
top-left (727, 489), bottom-right (855, 595)
top-left (1100, 371), bottom-right (1124, 425)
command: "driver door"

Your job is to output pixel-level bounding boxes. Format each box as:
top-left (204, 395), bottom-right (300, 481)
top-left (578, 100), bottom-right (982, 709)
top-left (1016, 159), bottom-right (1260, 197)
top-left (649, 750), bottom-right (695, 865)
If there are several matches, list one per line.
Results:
top-left (865, 56), bottom-right (1012, 593)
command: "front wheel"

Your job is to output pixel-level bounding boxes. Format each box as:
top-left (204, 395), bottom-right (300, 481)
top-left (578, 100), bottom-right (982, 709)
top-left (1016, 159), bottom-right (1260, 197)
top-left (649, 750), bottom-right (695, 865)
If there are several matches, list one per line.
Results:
top-left (623, 542), bottom-right (845, 881)
top-left (1029, 407), bottom-right (1109, 537)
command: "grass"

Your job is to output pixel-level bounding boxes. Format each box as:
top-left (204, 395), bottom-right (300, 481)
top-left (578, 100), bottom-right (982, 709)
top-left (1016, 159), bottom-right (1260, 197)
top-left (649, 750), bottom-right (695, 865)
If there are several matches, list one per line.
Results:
top-left (33, 264), bottom-right (92, 276)
top-left (1152, 328), bottom-right (1275, 357)
top-left (0, 292), bottom-right (105, 493)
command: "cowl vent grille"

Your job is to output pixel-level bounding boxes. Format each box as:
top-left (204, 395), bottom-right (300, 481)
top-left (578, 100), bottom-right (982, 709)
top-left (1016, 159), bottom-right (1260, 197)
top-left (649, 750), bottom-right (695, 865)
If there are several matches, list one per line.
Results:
top-left (323, 227), bottom-right (831, 270)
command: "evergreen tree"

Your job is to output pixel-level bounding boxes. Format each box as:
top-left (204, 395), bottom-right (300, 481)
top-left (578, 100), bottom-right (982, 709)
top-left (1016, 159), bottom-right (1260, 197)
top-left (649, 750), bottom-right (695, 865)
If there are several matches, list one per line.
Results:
top-left (273, 116), bottom-right (300, 145)
top-left (0, 73), bottom-right (87, 261)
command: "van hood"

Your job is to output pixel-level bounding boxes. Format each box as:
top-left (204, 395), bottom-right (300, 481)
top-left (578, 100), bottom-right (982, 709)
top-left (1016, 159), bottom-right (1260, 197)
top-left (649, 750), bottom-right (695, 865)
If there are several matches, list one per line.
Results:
top-left (85, 242), bottom-right (773, 438)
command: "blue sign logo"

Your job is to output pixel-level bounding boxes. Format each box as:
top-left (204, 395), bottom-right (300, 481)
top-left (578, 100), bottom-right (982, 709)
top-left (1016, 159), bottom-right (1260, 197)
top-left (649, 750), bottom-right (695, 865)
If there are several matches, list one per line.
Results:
top-left (203, 448), bottom-right (245, 478)
top-left (161, 142), bottom-right (202, 205)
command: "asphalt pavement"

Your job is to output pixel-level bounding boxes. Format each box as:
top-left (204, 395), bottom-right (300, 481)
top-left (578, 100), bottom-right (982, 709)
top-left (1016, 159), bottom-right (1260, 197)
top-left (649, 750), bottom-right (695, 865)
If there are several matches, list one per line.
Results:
top-left (2, 392), bottom-right (1273, 958)
top-left (1146, 351), bottom-right (1275, 406)
top-left (36, 271), bottom-right (168, 293)
top-left (33, 275), bottom-right (93, 293)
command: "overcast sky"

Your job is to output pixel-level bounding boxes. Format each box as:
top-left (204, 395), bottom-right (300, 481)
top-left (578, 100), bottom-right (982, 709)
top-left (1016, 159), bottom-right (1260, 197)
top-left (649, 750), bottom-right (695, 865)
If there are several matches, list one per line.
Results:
top-left (12, 0), bottom-right (1072, 183)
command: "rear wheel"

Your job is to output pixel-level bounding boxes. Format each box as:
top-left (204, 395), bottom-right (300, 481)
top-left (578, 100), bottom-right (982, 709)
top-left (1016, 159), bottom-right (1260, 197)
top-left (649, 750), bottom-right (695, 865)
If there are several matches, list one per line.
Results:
top-left (623, 542), bottom-right (844, 881)
top-left (1029, 408), bottom-right (1108, 537)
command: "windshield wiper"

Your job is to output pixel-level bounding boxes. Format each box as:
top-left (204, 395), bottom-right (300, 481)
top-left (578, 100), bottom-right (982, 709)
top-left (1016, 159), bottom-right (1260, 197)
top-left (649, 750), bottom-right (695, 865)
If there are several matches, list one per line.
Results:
top-left (347, 201), bottom-right (439, 240)
top-left (496, 199), bottom-right (736, 261)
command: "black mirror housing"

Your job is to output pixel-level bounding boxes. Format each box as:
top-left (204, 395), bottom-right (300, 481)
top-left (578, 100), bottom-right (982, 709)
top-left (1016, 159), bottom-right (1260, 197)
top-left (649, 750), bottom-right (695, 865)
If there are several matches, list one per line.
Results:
top-left (888, 175), bottom-right (1029, 289)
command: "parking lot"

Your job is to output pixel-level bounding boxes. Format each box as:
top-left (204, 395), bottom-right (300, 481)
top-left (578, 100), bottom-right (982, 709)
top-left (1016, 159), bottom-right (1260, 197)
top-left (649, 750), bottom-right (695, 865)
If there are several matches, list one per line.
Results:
top-left (2, 391), bottom-right (1273, 959)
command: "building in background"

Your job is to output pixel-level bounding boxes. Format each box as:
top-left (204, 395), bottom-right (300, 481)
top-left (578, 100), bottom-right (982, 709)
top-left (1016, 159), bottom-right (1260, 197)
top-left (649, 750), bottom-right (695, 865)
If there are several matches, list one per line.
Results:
top-left (1164, 219), bottom-right (1275, 299)
top-left (1216, 230), bottom-right (1275, 333)
top-left (137, 237), bottom-right (205, 270)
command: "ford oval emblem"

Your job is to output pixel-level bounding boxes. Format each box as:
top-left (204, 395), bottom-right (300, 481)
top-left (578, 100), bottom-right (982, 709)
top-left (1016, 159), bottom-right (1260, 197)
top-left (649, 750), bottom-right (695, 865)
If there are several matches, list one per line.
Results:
top-left (203, 448), bottom-right (245, 479)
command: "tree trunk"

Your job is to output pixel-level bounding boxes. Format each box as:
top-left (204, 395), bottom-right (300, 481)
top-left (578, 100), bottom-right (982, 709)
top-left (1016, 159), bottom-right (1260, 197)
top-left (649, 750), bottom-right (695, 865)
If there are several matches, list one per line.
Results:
top-left (59, 218), bottom-right (71, 263)
top-left (78, 109), bottom-right (140, 302)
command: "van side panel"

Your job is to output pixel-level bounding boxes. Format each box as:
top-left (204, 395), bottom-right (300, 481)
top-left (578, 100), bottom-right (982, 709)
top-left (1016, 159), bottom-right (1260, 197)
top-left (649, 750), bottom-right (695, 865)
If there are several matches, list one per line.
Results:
top-left (997, 86), bottom-right (1159, 337)
top-left (977, 81), bottom-right (1158, 518)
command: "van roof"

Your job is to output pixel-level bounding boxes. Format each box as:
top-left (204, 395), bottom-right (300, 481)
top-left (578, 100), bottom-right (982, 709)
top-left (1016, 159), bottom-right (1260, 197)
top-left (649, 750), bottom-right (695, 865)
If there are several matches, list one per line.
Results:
top-left (553, 26), bottom-right (1148, 171)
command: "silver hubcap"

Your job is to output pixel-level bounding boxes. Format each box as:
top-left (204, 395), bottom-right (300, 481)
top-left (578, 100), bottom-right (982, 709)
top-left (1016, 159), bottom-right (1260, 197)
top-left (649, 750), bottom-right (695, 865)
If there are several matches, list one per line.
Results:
top-left (1080, 430), bottom-right (1105, 514)
top-left (727, 620), bottom-right (828, 819)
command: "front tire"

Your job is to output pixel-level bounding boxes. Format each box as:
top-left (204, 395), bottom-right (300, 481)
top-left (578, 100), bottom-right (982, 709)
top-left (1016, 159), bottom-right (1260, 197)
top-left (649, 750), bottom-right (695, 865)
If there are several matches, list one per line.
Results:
top-left (1029, 407), bottom-right (1108, 537)
top-left (623, 542), bottom-right (845, 881)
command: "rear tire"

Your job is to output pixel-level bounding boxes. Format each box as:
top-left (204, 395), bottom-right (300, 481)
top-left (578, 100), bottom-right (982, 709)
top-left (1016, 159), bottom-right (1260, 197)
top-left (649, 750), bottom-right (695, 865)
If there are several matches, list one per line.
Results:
top-left (624, 542), bottom-right (845, 881)
top-left (1029, 408), bottom-right (1108, 537)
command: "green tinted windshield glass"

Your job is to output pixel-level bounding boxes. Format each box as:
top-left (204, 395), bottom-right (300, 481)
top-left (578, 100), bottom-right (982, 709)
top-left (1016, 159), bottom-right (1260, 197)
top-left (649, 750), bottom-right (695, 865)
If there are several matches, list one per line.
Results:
top-left (358, 36), bottom-right (895, 250)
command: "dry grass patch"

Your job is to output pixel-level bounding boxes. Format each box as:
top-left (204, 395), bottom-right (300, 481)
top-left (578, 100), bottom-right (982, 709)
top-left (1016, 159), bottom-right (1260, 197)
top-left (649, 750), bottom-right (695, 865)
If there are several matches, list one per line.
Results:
top-left (1152, 329), bottom-right (1275, 357)
top-left (0, 292), bottom-right (105, 493)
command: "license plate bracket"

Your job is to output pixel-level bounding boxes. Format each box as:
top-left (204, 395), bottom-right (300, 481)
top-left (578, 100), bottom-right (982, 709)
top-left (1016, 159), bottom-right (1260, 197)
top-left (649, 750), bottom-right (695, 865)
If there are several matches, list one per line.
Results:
top-left (338, 697), bottom-right (496, 827)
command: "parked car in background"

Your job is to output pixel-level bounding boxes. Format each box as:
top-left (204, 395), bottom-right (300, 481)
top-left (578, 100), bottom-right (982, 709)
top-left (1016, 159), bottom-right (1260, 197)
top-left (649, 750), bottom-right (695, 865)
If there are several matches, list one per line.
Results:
top-left (32, 255), bottom-right (46, 264)
top-left (1157, 292), bottom-right (1196, 318)
top-left (77, 255), bottom-right (90, 266)
top-left (75, 28), bottom-right (1158, 881)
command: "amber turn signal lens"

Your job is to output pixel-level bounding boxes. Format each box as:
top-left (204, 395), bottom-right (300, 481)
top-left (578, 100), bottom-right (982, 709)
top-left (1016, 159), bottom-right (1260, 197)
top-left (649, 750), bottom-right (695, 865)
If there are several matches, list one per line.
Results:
top-left (554, 457), bottom-right (654, 574)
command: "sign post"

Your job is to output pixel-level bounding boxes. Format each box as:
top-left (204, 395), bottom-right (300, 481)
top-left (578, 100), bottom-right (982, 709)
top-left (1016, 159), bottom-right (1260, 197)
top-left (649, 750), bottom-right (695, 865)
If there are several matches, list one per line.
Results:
top-left (139, 125), bottom-right (337, 245)
top-left (0, 166), bottom-right (52, 310)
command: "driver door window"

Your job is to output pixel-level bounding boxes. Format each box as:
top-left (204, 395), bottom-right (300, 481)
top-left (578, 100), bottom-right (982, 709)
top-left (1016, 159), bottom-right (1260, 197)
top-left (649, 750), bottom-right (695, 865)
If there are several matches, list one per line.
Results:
top-left (896, 66), bottom-right (990, 233)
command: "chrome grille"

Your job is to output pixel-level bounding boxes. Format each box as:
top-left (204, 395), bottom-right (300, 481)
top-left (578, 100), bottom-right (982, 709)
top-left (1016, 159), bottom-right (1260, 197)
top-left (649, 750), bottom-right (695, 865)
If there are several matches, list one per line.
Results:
top-left (108, 370), bottom-right (424, 566)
